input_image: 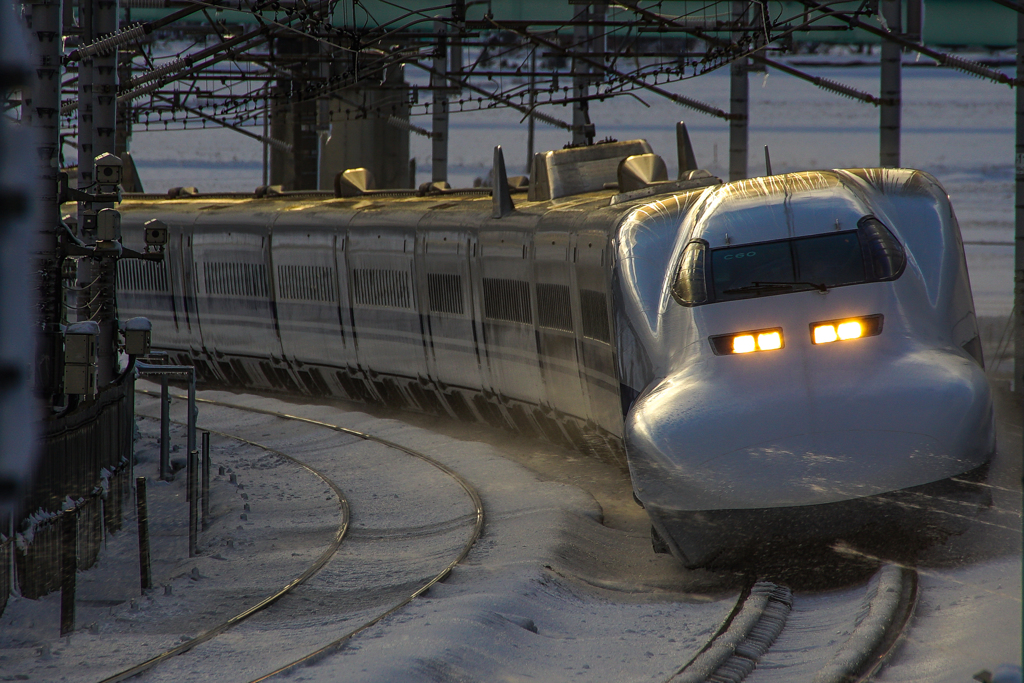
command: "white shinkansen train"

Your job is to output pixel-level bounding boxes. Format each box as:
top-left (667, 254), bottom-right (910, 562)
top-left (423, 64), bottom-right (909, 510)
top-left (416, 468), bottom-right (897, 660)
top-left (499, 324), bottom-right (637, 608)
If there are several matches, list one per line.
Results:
top-left (117, 134), bottom-right (994, 568)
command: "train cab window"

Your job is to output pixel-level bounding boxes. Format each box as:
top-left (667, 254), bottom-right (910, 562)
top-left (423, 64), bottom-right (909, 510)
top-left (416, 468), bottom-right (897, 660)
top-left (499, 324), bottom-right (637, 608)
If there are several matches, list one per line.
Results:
top-left (858, 215), bottom-right (906, 280)
top-left (672, 240), bottom-right (708, 306)
top-left (674, 217), bottom-right (905, 306)
top-left (711, 232), bottom-right (866, 302)
top-left (792, 232), bottom-right (865, 286)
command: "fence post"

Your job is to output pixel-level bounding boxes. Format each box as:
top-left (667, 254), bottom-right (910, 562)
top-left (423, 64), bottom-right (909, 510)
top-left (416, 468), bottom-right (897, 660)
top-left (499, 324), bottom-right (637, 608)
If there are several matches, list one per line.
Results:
top-left (135, 477), bottom-right (151, 591)
top-left (60, 509), bottom-right (77, 636)
top-left (201, 431), bottom-right (210, 530)
top-left (188, 448), bottom-right (198, 557)
top-left (159, 375), bottom-right (170, 481)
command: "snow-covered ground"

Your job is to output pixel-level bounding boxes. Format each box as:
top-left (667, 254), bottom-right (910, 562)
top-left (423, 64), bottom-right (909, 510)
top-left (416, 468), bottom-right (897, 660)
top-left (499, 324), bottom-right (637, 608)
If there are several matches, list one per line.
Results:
top-left (1, 374), bottom-right (1019, 681)
top-left (1, 383), bottom-right (745, 682)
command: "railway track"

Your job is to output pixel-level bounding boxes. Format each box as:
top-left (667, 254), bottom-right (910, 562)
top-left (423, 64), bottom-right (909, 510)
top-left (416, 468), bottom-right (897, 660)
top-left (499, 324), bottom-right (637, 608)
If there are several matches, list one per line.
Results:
top-left (666, 565), bottom-right (918, 683)
top-left (95, 388), bottom-right (484, 683)
top-left (89, 388), bottom-right (918, 683)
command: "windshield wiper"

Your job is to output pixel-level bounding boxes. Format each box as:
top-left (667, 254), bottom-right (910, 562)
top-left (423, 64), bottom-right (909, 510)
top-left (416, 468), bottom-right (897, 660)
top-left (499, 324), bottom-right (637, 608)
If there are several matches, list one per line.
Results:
top-left (723, 280), bottom-right (829, 295)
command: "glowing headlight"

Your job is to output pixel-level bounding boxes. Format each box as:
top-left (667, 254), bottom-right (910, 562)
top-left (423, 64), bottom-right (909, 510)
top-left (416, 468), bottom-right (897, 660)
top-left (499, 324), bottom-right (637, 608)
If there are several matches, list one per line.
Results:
top-left (758, 331), bottom-right (782, 350)
top-left (810, 315), bottom-right (883, 345)
top-left (710, 328), bottom-right (785, 355)
top-left (733, 335), bottom-right (756, 353)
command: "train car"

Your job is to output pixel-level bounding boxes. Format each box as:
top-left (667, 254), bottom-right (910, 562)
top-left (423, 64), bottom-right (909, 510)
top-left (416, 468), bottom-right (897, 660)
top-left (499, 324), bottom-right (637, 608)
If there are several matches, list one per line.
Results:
top-left (116, 135), bottom-right (994, 568)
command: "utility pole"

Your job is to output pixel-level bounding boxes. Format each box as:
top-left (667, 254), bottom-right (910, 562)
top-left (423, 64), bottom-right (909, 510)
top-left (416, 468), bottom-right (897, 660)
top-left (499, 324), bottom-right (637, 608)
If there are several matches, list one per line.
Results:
top-left (77, 0), bottom-right (93, 195)
top-left (571, 4), bottom-right (589, 146)
top-left (431, 20), bottom-right (449, 183)
top-left (526, 48), bottom-right (536, 173)
top-left (85, 0), bottom-right (120, 386)
top-left (1014, 8), bottom-right (1024, 393)
top-left (879, 0), bottom-right (902, 167)
top-left (26, 0), bottom-right (64, 403)
top-left (729, 1), bottom-right (749, 181)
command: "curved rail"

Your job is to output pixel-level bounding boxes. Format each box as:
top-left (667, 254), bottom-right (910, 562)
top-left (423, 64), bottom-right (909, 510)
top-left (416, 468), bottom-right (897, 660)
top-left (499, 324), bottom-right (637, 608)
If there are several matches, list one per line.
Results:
top-left (664, 564), bottom-right (918, 683)
top-left (105, 388), bottom-right (485, 683)
top-left (98, 397), bottom-right (351, 683)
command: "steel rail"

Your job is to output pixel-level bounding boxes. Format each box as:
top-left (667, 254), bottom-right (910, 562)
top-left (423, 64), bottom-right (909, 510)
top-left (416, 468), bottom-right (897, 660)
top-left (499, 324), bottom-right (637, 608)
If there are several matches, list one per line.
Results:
top-left (95, 389), bottom-right (351, 683)
top-left (663, 564), bottom-right (918, 683)
top-left (121, 388), bottom-right (485, 683)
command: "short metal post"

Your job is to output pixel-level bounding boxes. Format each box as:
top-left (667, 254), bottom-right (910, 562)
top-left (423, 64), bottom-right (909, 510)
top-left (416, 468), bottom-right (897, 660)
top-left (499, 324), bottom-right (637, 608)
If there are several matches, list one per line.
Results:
top-left (187, 368), bottom-right (196, 474)
top-left (201, 431), bottom-right (211, 529)
top-left (188, 448), bottom-right (198, 557)
top-left (60, 510), bottom-right (77, 636)
top-left (135, 476), bottom-right (151, 590)
top-left (159, 374), bottom-right (170, 480)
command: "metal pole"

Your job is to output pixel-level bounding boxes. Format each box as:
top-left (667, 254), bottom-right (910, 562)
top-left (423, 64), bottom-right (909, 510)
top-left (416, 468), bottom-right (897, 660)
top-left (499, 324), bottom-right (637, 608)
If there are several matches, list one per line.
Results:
top-left (77, 0), bottom-right (94, 197)
top-left (262, 90), bottom-right (269, 186)
top-left (880, 0), bottom-right (902, 168)
top-left (1014, 9), bottom-right (1024, 394)
top-left (91, 0), bottom-right (120, 387)
top-left (60, 509), bottom-right (77, 635)
top-left (431, 20), bottom-right (448, 183)
top-left (729, 1), bottom-right (749, 181)
top-left (135, 476), bottom-right (151, 590)
top-left (159, 374), bottom-right (169, 480)
top-left (571, 5), bottom-right (591, 146)
top-left (526, 49), bottom-right (536, 174)
top-left (201, 431), bottom-right (210, 529)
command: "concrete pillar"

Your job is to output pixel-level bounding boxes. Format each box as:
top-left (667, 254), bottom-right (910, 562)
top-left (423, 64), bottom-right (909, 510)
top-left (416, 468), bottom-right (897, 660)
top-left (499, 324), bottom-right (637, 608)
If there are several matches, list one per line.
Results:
top-left (729, 1), bottom-right (749, 181)
top-left (879, 0), bottom-right (902, 168)
top-left (319, 65), bottom-right (411, 190)
top-left (269, 36), bottom-right (319, 191)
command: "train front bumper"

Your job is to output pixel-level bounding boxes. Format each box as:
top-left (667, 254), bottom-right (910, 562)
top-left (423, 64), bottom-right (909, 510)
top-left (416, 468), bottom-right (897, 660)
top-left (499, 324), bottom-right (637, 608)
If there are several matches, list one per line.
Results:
top-left (624, 346), bottom-right (995, 565)
top-left (646, 462), bottom-right (991, 568)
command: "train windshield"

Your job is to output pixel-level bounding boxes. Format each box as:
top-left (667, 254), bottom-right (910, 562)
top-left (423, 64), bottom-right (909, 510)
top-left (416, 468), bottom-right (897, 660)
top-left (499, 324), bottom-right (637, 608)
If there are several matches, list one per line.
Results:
top-left (672, 217), bottom-right (905, 306)
top-left (712, 231), bottom-right (864, 301)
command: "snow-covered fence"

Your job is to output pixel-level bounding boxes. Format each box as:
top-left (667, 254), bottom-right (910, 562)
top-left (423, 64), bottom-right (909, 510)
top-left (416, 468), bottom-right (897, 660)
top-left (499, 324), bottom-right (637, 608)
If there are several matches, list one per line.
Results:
top-left (11, 460), bottom-right (133, 605)
top-left (3, 378), bottom-right (136, 613)
top-left (0, 533), bottom-right (10, 616)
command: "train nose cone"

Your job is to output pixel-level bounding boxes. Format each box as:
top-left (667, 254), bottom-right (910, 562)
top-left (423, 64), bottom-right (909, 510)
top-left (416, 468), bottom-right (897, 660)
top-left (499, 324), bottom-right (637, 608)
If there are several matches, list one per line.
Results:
top-left (625, 348), bottom-right (993, 512)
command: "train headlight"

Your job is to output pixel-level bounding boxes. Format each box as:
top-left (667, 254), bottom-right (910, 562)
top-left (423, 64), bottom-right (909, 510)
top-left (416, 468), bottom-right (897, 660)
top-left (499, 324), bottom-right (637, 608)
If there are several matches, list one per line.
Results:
top-left (757, 331), bottom-right (782, 350)
top-left (733, 335), bottom-right (756, 353)
top-left (810, 315), bottom-right (883, 345)
top-left (710, 328), bottom-right (785, 355)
